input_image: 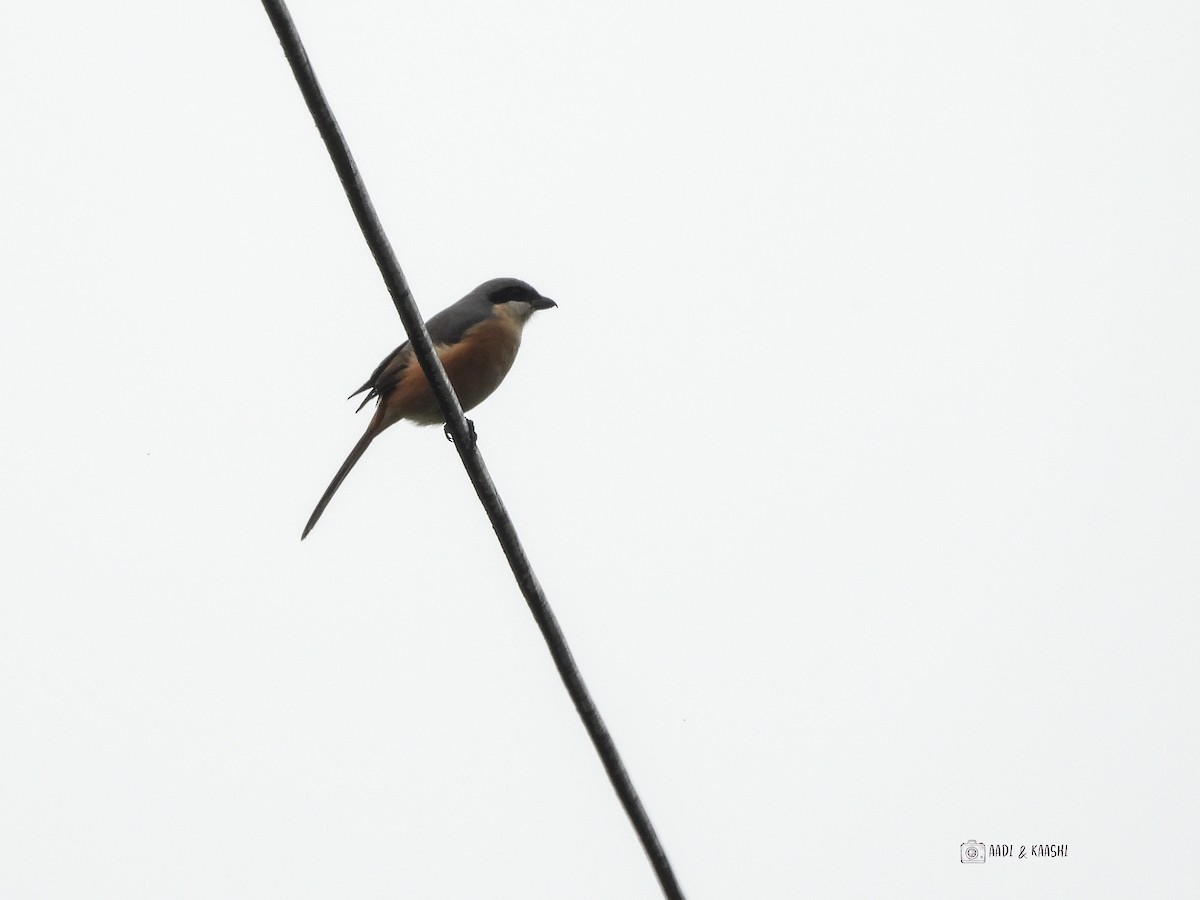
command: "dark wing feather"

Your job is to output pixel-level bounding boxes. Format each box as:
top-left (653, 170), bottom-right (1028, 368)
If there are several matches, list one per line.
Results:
top-left (347, 341), bottom-right (409, 410)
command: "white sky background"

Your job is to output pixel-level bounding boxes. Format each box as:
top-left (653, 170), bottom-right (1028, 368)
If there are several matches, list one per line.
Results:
top-left (1, 1), bottom-right (1198, 897)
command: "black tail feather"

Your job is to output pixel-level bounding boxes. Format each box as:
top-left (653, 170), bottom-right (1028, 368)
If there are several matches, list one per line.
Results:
top-left (301, 427), bottom-right (378, 540)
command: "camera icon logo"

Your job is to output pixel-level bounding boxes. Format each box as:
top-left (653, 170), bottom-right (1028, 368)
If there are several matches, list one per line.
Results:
top-left (961, 840), bottom-right (986, 863)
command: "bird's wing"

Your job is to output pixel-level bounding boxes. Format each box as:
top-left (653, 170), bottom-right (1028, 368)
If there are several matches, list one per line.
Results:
top-left (347, 294), bottom-right (492, 411)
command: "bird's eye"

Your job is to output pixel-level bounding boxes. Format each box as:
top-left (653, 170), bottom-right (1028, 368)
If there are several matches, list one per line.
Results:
top-left (491, 286), bottom-right (529, 304)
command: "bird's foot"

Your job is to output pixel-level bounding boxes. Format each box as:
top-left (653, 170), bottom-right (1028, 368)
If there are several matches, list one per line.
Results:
top-left (444, 418), bottom-right (477, 445)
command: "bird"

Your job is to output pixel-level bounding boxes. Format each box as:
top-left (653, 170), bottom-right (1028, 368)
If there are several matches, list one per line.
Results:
top-left (301, 277), bottom-right (556, 539)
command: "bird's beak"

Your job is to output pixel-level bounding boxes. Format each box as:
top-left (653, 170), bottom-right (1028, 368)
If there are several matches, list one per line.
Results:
top-left (530, 295), bottom-right (557, 310)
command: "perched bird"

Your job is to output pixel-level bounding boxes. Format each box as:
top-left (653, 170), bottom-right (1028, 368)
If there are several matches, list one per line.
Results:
top-left (301, 277), bottom-right (556, 539)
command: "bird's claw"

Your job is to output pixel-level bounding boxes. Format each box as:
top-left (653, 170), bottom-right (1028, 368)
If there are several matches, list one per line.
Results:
top-left (444, 418), bottom-right (477, 445)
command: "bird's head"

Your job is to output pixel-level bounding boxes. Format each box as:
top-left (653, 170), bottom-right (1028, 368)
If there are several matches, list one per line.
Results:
top-left (480, 277), bottom-right (557, 321)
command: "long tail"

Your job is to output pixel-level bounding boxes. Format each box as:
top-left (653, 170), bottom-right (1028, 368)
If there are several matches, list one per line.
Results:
top-left (301, 426), bottom-right (379, 540)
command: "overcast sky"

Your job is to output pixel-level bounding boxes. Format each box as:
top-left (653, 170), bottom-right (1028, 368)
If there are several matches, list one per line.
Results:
top-left (2, 1), bottom-right (1198, 897)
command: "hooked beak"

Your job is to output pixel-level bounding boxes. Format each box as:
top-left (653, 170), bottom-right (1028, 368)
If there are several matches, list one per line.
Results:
top-left (530, 295), bottom-right (557, 310)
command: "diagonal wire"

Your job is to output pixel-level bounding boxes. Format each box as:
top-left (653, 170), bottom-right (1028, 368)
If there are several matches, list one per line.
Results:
top-left (260, 3), bottom-right (686, 898)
